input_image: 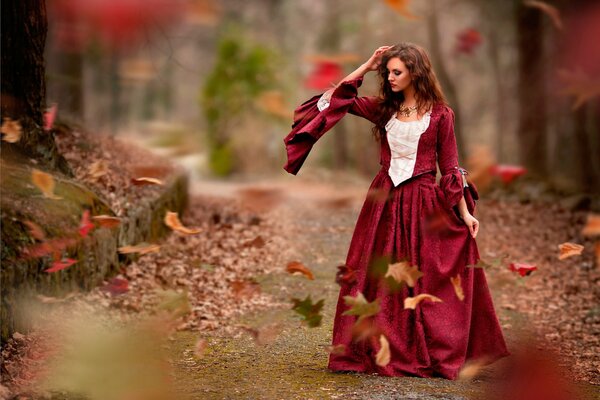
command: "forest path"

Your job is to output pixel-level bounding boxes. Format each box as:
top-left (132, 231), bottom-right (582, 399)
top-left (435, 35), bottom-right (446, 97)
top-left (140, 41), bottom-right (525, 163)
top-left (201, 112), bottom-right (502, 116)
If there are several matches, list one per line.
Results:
top-left (166, 174), bottom-right (598, 400)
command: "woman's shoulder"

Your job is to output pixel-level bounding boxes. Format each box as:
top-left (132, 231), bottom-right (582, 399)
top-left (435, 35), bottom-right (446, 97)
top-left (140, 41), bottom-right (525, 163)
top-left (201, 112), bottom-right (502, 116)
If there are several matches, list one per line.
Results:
top-left (432, 102), bottom-right (454, 118)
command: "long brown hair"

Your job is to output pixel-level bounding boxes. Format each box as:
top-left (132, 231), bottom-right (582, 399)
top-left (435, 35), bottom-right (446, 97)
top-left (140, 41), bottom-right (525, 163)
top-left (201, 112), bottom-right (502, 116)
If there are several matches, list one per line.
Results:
top-left (371, 42), bottom-right (448, 139)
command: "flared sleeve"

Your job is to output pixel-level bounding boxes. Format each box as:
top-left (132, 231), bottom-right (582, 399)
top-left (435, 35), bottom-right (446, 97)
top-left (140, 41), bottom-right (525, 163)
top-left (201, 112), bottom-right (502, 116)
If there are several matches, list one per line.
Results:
top-left (283, 77), bottom-right (377, 175)
top-left (437, 105), bottom-right (479, 217)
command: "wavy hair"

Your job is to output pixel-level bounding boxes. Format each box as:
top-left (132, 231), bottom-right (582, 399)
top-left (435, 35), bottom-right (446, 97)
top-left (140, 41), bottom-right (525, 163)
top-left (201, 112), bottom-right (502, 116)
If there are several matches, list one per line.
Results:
top-left (371, 42), bottom-right (448, 139)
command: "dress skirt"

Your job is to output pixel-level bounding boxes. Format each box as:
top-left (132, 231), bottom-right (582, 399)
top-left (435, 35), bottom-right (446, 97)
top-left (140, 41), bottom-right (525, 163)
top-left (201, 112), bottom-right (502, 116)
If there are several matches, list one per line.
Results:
top-left (327, 169), bottom-right (511, 380)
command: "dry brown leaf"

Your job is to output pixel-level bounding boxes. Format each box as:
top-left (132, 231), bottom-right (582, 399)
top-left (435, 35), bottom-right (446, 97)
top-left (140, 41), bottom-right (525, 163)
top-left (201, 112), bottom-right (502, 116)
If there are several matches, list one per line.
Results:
top-left (524, 0), bottom-right (563, 30)
top-left (230, 279), bottom-right (261, 299)
top-left (581, 214), bottom-right (600, 237)
top-left (164, 211), bottom-right (202, 235)
top-left (31, 168), bottom-right (62, 199)
top-left (558, 242), bottom-right (584, 260)
top-left (450, 274), bottom-right (465, 301)
top-left (384, 261), bottom-right (423, 287)
top-left (1, 117), bottom-right (22, 143)
top-left (236, 187), bottom-right (283, 213)
top-left (404, 293), bottom-right (443, 310)
top-left (457, 356), bottom-right (492, 381)
top-left (375, 334), bottom-right (391, 367)
top-left (92, 215), bottom-right (122, 228)
top-left (118, 243), bottom-right (161, 255)
top-left (243, 235), bottom-right (266, 248)
top-left (131, 177), bottom-right (164, 186)
top-left (323, 344), bottom-right (346, 355)
top-left (286, 261), bottom-right (315, 280)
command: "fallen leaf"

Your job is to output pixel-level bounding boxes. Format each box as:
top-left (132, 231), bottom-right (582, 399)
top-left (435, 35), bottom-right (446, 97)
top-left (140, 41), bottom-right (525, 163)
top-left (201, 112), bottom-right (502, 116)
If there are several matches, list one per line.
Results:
top-left (78, 210), bottom-right (94, 238)
top-left (335, 264), bottom-right (357, 286)
top-left (45, 258), bottom-right (77, 273)
top-left (31, 168), bottom-right (62, 199)
top-left (44, 103), bottom-right (58, 131)
top-left (88, 160), bottom-right (109, 181)
top-left (230, 279), bottom-right (261, 299)
top-left (286, 261), bottom-right (315, 280)
top-left (375, 334), bottom-right (391, 367)
top-left (23, 220), bottom-right (46, 241)
top-left (291, 295), bottom-right (324, 327)
top-left (384, 260), bottom-right (423, 287)
top-left (323, 344), bottom-right (346, 355)
top-left (558, 242), bottom-right (584, 260)
top-left (131, 177), bottom-right (164, 186)
top-left (243, 235), bottom-right (266, 248)
top-left (92, 215), bottom-right (122, 228)
top-left (342, 292), bottom-right (380, 323)
top-left (100, 277), bottom-right (129, 295)
top-left (404, 293), bottom-right (443, 310)
top-left (118, 243), bottom-right (161, 255)
top-left (524, 0), bottom-right (563, 30)
top-left (508, 262), bottom-right (537, 277)
top-left (164, 211), bottom-right (202, 235)
top-left (1, 117), bottom-right (22, 143)
top-left (581, 214), bottom-right (600, 237)
top-left (450, 274), bottom-right (465, 301)
top-left (194, 338), bottom-right (208, 358)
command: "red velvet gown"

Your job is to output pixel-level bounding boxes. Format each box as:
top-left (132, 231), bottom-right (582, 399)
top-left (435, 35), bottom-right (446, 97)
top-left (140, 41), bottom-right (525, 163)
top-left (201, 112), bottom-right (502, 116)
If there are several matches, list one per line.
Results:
top-left (283, 77), bottom-right (510, 380)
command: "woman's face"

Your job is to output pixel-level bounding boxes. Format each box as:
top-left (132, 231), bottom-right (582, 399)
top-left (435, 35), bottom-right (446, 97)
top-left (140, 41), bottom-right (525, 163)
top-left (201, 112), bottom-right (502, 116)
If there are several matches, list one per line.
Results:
top-left (386, 57), bottom-right (412, 93)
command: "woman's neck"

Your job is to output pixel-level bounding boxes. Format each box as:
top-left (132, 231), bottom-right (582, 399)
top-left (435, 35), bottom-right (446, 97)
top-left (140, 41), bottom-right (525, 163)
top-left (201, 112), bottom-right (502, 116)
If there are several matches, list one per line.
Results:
top-left (402, 86), bottom-right (416, 106)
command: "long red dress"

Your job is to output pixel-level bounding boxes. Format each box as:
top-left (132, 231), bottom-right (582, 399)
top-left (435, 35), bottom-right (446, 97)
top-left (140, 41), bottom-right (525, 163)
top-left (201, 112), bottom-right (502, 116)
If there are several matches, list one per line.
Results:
top-left (283, 77), bottom-right (510, 380)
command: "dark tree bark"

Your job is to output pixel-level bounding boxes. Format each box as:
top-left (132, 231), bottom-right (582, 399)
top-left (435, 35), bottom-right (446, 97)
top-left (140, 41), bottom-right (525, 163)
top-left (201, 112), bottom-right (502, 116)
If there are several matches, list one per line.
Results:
top-left (515, 1), bottom-right (547, 178)
top-left (1, 0), bottom-right (70, 174)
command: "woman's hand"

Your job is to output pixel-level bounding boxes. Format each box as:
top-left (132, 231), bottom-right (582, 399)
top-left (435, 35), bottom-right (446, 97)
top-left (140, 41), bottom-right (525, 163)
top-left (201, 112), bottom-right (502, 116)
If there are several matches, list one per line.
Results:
top-left (363, 46), bottom-right (393, 72)
top-left (461, 213), bottom-right (479, 238)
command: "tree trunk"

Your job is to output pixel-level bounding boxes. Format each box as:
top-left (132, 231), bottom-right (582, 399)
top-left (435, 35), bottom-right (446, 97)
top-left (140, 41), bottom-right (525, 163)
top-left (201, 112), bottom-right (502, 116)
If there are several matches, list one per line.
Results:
top-left (1, 0), bottom-right (70, 174)
top-left (515, 1), bottom-right (547, 177)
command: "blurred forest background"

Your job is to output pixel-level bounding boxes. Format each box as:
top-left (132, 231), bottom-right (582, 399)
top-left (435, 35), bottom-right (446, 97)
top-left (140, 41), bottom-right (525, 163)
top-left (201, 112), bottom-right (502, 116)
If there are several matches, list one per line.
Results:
top-left (9, 0), bottom-right (600, 195)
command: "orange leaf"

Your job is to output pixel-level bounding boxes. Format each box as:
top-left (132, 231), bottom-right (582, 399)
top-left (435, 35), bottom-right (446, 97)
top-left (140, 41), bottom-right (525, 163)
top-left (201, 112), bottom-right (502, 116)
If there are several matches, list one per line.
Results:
top-left (383, 0), bottom-right (420, 19)
top-left (31, 168), bottom-right (62, 199)
top-left (450, 274), bottom-right (465, 301)
top-left (23, 220), bottom-right (46, 241)
top-left (92, 215), bottom-right (122, 228)
top-left (581, 214), bottom-right (600, 237)
top-left (131, 177), bottom-right (164, 186)
top-left (1, 117), bottom-right (22, 143)
top-left (457, 356), bottom-right (493, 381)
top-left (164, 211), bottom-right (202, 235)
top-left (558, 242), bottom-right (584, 260)
top-left (256, 90), bottom-right (292, 120)
top-left (385, 260), bottom-right (423, 287)
top-left (286, 261), bottom-right (315, 280)
top-left (404, 293), bottom-right (443, 310)
top-left (118, 243), bottom-right (161, 255)
top-left (375, 334), bottom-right (391, 367)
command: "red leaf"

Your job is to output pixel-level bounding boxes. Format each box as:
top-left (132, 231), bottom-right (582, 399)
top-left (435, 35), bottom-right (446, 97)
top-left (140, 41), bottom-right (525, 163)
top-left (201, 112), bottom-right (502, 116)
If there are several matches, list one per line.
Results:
top-left (455, 28), bottom-right (482, 54)
top-left (44, 103), bottom-right (57, 131)
top-left (335, 264), bottom-right (357, 286)
top-left (79, 210), bottom-right (94, 238)
top-left (489, 164), bottom-right (527, 184)
top-left (101, 277), bottom-right (129, 295)
top-left (508, 262), bottom-right (537, 277)
top-left (45, 258), bottom-right (77, 273)
top-left (304, 61), bottom-right (343, 91)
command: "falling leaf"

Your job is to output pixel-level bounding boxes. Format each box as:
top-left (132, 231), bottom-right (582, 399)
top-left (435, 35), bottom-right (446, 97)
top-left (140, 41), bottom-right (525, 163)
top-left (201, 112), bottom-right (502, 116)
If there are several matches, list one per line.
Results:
top-left (1, 117), bottom-right (22, 143)
top-left (88, 160), bottom-right (109, 181)
top-left (118, 243), bottom-right (161, 255)
top-left (131, 177), bottom-right (164, 186)
top-left (455, 28), bottom-right (483, 54)
top-left (100, 277), bottom-right (129, 295)
top-left (23, 220), bottom-right (46, 241)
top-left (304, 61), bottom-right (344, 91)
top-left (489, 164), bottom-right (527, 184)
top-left (557, 69), bottom-right (600, 110)
top-left (366, 187), bottom-right (390, 204)
top-left (256, 90), bottom-right (292, 119)
top-left (286, 261), bottom-right (315, 280)
top-left (451, 274), bottom-right (465, 301)
top-left (164, 211), bottom-right (202, 235)
top-left (194, 338), bottom-right (208, 358)
top-left (323, 344), bottom-right (346, 355)
top-left (156, 289), bottom-right (191, 318)
top-left (44, 103), bottom-right (58, 131)
top-left (230, 279), bottom-right (261, 299)
top-left (92, 215), bottom-right (122, 228)
top-left (384, 260), bottom-right (423, 287)
top-left (36, 292), bottom-right (77, 303)
top-left (457, 356), bottom-right (492, 381)
top-left (78, 210), bottom-right (94, 238)
top-left (558, 242), bottom-right (584, 260)
top-left (383, 0), bottom-right (420, 19)
top-left (21, 237), bottom-right (79, 259)
top-left (342, 292), bottom-right (380, 323)
top-left (45, 258), bottom-right (77, 273)
top-left (291, 295), bottom-right (325, 327)
top-left (319, 196), bottom-right (354, 209)
top-left (335, 264), bottom-right (357, 286)
top-left (581, 214), bottom-right (600, 237)
top-left (238, 322), bottom-right (282, 346)
top-left (186, 0), bottom-right (221, 26)
top-left (351, 316), bottom-right (383, 342)
top-left (31, 168), bottom-right (62, 199)
top-left (404, 293), bottom-right (443, 310)
top-left (375, 334), bottom-right (391, 367)
top-left (524, 0), bottom-right (563, 30)
top-left (508, 262), bottom-right (537, 277)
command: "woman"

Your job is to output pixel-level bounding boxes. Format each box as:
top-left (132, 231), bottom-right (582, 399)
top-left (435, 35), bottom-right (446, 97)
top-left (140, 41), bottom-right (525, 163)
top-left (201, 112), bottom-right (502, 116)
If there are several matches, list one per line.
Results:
top-left (283, 43), bottom-right (510, 380)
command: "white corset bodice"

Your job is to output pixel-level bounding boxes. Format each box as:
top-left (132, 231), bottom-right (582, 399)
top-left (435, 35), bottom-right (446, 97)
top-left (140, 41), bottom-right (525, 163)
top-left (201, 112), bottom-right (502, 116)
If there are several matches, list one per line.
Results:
top-left (385, 111), bottom-right (431, 186)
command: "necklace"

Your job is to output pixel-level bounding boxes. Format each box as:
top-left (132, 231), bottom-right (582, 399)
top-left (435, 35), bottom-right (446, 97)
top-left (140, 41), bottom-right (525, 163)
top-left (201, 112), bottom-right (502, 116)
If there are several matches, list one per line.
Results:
top-left (398, 104), bottom-right (417, 118)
